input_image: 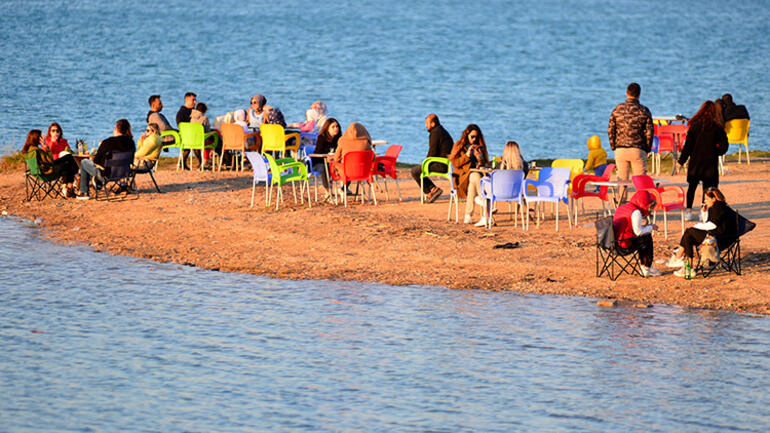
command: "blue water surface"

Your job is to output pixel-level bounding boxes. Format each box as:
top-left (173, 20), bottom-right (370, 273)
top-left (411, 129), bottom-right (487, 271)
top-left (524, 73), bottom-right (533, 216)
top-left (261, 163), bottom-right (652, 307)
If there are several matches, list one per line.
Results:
top-left (0, 0), bottom-right (768, 162)
top-left (2, 217), bottom-right (770, 432)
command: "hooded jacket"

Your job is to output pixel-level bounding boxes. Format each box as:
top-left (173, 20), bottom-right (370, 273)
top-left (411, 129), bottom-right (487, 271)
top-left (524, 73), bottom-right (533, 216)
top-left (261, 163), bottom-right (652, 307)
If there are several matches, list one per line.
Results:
top-left (613, 191), bottom-right (654, 248)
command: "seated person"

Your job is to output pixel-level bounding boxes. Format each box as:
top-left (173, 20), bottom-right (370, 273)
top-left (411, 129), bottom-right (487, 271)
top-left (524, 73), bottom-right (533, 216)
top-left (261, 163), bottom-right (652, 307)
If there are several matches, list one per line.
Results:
top-left (134, 123), bottom-right (162, 167)
top-left (612, 190), bottom-right (661, 277)
top-left (262, 105), bottom-right (287, 127)
top-left (665, 187), bottom-right (737, 277)
top-left (247, 94), bottom-right (266, 129)
top-left (146, 95), bottom-right (175, 146)
top-left (584, 135), bottom-right (608, 176)
top-left (190, 102), bottom-right (211, 131)
top-left (77, 119), bottom-right (136, 199)
top-left (450, 124), bottom-right (489, 224)
top-left (468, 140), bottom-right (528, 226)
top-left (22, 128), bottom-right (78, 197)
top-left (289, 101), bottom-right (328, 132)
top-left (333, 122), bottom-right (372, 179)
top-left (412, 114), bottom-right (453, 203)
top-left (234, 109), bottom-right (260, 151)
top-left (311, 118), bottom-right (341, 199)
top-left (720, 93), bottom-right (750, 122)
top-left (43, 122), bottom-right (71, 160)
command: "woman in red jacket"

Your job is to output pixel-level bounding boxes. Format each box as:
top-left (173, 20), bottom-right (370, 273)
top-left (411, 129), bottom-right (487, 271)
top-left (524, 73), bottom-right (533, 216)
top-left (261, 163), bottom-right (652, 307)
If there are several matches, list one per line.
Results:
top-left (43, 122), bottom-right (71, 159)
top-left (612, 190), bottom-right (661, 277)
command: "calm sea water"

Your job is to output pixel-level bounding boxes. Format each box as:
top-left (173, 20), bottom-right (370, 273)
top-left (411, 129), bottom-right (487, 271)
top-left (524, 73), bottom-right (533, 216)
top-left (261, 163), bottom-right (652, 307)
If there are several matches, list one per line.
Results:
top-left (2, 217), bottom-right (770, 432)
top-left (0, 0), bottom-right (768, 162)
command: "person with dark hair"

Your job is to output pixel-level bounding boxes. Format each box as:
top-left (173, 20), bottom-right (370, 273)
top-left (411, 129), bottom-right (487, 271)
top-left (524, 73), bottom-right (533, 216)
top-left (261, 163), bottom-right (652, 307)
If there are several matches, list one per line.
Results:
top-left (612, 190), bottom-right (661, 277)
top-left (411, 113), bottom-right (454, 203)
top-left (677, 100), bottom-right (729, 219)
top-left (449, 124), bottom-right (489, 201)
top-left (608, 82), bottom-right (654, 201)
top-left (147, 95), bottom-right (173, 131)
top-left (43, 122), bottom-right (70, 160)
top-left (262, 105), bottom-right (286, 127)
top-left (191, 102), bottom-right (211, 131)
top-left (720, 93), bottom-right (750, 122)
top-left (312, 117), bottom-right (341, 195)
top-left (77, 119), bottom-right (136, 200)
top-left (247, 94), bottom-right (267, 129)
top-left (665, 187), bottom-right (737, 277)
top-left (22, 129), bottom-right (78, 197)
top-left (176, 92), bottom-right (200, 169)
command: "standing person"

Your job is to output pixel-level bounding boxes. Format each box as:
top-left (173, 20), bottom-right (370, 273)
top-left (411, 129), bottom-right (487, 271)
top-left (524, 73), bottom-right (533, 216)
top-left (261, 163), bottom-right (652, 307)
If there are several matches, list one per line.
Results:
top-left (23, 129), bottom-right (78, 198)
top-left (176, 92), bottom-right (200, 170)
top-left (77, 119), bottom-right (136, 199)
top-left (311, 117), bottom-right (341, 199)
top-left (612, 190), bottom-right (661, 277)
top-left (608, 82), bottom-right (654, 201)
top-left (411, 113), bottom-right (454, 203)
top-left (720, 93), bottom-right (750, 122)
top-left (247, 94), bottom-right (266, 129)
top-left (676, 100), bottom-right (729, 220)
top-left (449, 123), bottom-right (489, 201)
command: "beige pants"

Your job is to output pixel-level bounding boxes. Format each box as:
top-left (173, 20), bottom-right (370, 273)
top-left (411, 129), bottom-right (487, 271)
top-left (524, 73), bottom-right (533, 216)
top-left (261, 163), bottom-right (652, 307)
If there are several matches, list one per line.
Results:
top-left (614, 147), bottom-right (647, 202)
top-left (465, 171), bottom-right (483, 217)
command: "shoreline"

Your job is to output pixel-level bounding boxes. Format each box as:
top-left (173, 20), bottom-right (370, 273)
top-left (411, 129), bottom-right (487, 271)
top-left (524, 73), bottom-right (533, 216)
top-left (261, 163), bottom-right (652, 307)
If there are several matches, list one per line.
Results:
top-left (2, 161), bottom-right (769, 314)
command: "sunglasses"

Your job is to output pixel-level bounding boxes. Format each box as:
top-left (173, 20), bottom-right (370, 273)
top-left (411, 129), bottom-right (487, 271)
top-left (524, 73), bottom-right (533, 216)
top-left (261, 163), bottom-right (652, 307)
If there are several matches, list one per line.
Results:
top-left (51, 129), bottom-right (61, 133)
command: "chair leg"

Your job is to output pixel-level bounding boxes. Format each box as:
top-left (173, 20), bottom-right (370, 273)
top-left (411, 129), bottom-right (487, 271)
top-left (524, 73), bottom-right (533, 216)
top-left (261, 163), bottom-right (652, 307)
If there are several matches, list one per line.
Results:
top-left (383, 177), bottom-right (390, 201)
top-left (745, 143), bottom-right (750, 165)
top-left (395, 177), bottom-right (402, 201)
top-left (250, 183), bottom-right (255, 208)
top-left (420, 178), bottom-right (424, 204)
top-left (306, 180), bottom-right (312, 208)
top-left (371, 181), bottom-right (377, 205)
top-left (663, 210), bottom-right (668, 239)
top-left (266, 182), bottom-right (270, 208)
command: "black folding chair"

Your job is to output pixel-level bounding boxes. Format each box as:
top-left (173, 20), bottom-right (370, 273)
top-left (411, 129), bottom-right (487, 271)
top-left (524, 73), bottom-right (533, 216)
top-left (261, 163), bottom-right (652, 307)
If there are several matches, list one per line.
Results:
top-left (95, 151), bottom-right (135, 200)
top-left (697, 213), bottom-right (756, 277)
top-left (595, 216), bottom-right (644, 280)
top-left (131, 158), bottom-right (162, 193)
top-left (24, 151), bottom-right (65, 201)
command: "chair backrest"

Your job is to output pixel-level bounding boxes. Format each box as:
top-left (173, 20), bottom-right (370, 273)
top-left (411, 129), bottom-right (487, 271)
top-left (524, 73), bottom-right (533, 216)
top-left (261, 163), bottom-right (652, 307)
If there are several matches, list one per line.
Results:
top-left (536, 167), bottom-right (572, 198)
top-left (245, 151), bottom-right (269, 184)
top-left (725, 119), bottom-right (749, 143)
top-left (220, 123), bottom-right (246, 152)
top-left (631, 174), bottom-right (656, 191)
top-left (601, 163), bottom-right (615, 180)
top-left (595, 216), bottom-right (617, 250)
top-left (421, 156), bottom-right (451, 177)
top-left (179, 122), bottom-right (206, 149)
top-left (488, 169), bottom-right (525, 200)
top-left (303, 144), bottom-right (316, 155)
top-left (551, 158), bottom-right (584, 179)
top-left (657, 124), bottom-right (688, 152)
top-left (24, 151), bottom-right (43, 177)
top-left (261, 124), bottom-right (287, 153)
top-left (105, 151), bottom-right (134, 180)
top-left (384, 144), bottom-right (403, 159)
top-left (342, 150), bottom-right (375, 181)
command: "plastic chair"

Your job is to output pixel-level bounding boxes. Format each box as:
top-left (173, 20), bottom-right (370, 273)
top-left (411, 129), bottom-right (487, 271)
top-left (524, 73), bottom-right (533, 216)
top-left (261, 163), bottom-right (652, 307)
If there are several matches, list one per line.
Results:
top-left (260, 153), bottom-right (310, 210)
top-left (479, 169), bottom-right (525, 230)
top-left (419, 156), bottom-right (458, 222)
top-left (725, 119), bottom-right (750, 165)
top-left (523, 167), bottom-right (572, 231)
top-left (301, 144), bottom-right (323, 202)
top-left (178, 122), bottom-right (219, 171)
top-left (631, 174), bottom-right (685, 239)
top-left (160, 130), bottom-right (181, 153)
top-left (261, 124), bottom-right (301, 159)
top-left (23, 151), bottom-right (64, 201)
top-left (373, 144), bottom-right (403, 201)
top-left (648, 136), bottom-right (660, 175)
top-left (570, 163), bottom-right (615, 225)
top-left (551, 158), bottom-right (584, 197)
top-left (337, 150), bottom-right (377, 207)
top-left (655, 124), bottom-right (688, 175)
top-left (219, 123), bottom-right (259, 171)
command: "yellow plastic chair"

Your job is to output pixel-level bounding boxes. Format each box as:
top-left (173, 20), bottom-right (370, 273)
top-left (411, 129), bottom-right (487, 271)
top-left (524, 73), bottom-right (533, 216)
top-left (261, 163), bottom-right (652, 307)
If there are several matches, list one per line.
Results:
top-left (725, 119), bottom-right (750, 165)
top-left (260, 124), bottom-right (301, 159)
top-left (177, 122), bottom-right (219, 171)
top-left (551, 158), bottom-right (584, 194)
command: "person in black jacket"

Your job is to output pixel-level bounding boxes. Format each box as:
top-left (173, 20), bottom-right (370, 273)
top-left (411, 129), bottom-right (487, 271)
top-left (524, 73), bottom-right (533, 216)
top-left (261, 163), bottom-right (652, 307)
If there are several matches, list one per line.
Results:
top-left (665, 187), bottom-right (737, 277)
top-left (720, 93), bottom-right (750, 122)
top-left (176, 91), bottom-right (200, 170)
top-left (77, 119), bottom-right (136, 199)
top-left (311, 118), bottom-right (341, 196)
top-left (677, 100), bottom-right (728, 219)
top-left (411, 113), bottom-right (454, 203)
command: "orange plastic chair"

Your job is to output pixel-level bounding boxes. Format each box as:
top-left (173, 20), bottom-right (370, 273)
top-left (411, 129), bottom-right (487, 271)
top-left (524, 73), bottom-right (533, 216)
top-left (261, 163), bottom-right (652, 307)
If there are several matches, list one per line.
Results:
top-left (631, 174), bottom-right (685, 239)
top-left (338, 150), bottom-right (377, 207)
top-left (219, 123), bottom-right (259, 171)
top-left (372, 144), bottom-right (402, 201)
top-left (570, 163), bottom-right (615, 225)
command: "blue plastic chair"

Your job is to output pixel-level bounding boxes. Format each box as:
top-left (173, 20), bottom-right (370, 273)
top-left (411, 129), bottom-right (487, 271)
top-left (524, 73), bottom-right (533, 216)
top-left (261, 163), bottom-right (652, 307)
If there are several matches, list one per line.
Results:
top-left (479, 169), bottom-right (525, 230)
top-left (523, 166), bottom-right (572, 231)
top-left (301, 144), bottom-right (322, 201)
top-left (245, 152), bottom-right (271, 208)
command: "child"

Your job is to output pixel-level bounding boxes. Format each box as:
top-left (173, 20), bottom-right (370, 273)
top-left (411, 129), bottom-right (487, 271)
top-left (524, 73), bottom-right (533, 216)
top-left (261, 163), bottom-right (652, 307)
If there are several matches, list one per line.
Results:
top-left (584, 135), bottom-right (607, 176)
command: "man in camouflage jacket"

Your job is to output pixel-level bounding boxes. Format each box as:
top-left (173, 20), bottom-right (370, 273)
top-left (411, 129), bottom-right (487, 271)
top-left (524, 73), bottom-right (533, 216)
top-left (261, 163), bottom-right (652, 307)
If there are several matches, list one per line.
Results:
top-left (608, 82), bottom-right (654, 201)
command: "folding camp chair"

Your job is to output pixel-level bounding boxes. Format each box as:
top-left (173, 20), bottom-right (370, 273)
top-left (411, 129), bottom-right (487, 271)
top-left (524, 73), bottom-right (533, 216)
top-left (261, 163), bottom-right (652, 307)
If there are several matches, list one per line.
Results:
top-left (95, 151), bottom-right (135, 200)
top-left (697, 213), bottom-right (756, 277)
top-left (595, 216), bottom-right (644, 281)
top-left (24, 151), bottom-right (65, 201)
top-left (131, 158), bottom-right (162, 193)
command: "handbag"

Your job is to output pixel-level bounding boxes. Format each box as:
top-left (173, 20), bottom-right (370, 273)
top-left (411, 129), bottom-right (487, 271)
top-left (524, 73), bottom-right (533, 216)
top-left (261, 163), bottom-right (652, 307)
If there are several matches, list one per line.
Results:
top-left (698, 235), bottom-right (720, 266)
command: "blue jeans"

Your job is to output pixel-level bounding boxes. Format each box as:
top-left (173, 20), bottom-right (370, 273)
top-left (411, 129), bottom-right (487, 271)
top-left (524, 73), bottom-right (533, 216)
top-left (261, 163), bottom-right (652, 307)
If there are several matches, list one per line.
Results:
top-left (79, 159), bottom-right (104, 195)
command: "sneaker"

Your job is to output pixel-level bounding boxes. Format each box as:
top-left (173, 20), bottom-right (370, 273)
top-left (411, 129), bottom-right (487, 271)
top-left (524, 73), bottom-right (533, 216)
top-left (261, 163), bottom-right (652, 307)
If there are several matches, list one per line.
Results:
top-left (76, 195), bottom-right (91, 201)
top-left (474, 217), bottom-right (488, 227)
top-left (665, 255), bottom-right (685, 268)
top-left (463, 214), bottom-right (472, 224)
top-left (674, 267), bottom-right (697, 278)
top-left (474, 196), bottom-right (486, 207)
top-left (641, 266), bottom-right (661, 277)
top-left (427, 187), bottom-right (442, 203)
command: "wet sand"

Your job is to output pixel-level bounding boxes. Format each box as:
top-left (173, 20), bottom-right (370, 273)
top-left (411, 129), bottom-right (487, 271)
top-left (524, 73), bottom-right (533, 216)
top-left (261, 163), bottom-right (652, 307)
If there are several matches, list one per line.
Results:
top-left (2, 159), bottom-right (769, 314)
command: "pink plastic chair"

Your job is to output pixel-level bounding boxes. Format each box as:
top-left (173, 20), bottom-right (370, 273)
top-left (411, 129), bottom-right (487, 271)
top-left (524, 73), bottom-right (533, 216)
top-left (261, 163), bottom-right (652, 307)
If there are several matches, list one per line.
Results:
top-left (373, 145), bottom-right (402, 201)
top-left (631, 174), bottom-right (685, 239)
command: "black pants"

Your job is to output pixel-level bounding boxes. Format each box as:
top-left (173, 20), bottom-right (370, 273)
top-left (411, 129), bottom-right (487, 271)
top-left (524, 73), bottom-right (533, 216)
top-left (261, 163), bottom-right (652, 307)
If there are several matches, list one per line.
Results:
top-left (679, 227), bottom-right (708, 259)
top-left (627, 233), bottom-right (654, 267)
top-left (411, 162), bottom-right (448, 194)
top-left (54, 154), bottom-right (78, 184)
top-left (686, 177), bottom-right (718, 208)
top-left (182, 149), bottom-right (202, 168)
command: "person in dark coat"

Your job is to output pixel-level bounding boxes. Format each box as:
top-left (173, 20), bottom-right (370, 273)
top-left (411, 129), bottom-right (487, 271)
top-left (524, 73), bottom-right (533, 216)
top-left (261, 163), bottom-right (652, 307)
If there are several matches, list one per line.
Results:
top-left (720, 93), bottom-right (750, 122)
top-left (411, 113), bottom-right (454, 203)
top-left (677, 100), bottom-right (728, 219)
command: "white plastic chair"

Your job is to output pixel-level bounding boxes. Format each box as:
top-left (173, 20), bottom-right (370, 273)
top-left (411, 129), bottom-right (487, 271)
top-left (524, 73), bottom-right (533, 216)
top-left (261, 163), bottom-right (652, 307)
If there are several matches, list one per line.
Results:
top-left (523, 167), bottom-right (572, 231)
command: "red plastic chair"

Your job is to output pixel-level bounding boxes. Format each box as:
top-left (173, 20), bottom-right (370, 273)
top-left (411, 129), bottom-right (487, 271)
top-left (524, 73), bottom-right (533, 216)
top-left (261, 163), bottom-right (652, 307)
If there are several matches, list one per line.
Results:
top-left (373, 145), bottom-right (402, 201)
top-left (631, 174), bottom-right (685, 239)
top-left (570, 163), bottom-right (615, 225)
top-left (654, 124), bottom-right (688, 175)
top-left (334, 150), bottom-right (377, 207)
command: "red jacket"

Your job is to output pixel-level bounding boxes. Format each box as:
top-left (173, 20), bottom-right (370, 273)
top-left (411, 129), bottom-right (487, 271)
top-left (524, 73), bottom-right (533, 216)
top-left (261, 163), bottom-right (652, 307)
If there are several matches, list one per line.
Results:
top-left (44, 137), bottom-right (70, 160)
top-left (613, 191), bottom-right (653, 248)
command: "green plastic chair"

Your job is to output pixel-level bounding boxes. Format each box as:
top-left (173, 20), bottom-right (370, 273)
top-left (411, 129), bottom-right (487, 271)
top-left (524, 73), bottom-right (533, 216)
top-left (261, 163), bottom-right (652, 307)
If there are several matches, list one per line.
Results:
top-left (177, 122), bottom-right (219, 171)
top-left (24, 150), bottom-right (64, 201)
top-left (264, 154), bottom-right (311, 210)
top-left (419, 156), bottom-right (458, 222)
